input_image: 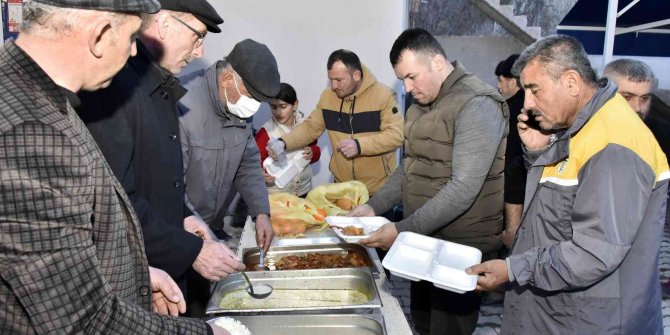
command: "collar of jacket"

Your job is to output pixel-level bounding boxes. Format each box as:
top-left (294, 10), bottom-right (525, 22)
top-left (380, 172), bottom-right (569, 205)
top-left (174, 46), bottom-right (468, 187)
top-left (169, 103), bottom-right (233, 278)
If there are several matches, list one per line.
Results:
top-left (130, 40), bottom-right (187, 101)
top-left (531, 78), bottom-right (617, 167)
top-left (5, 41), bottom-right (74, 114)
top-left (205, 62), bottom-right (248, 127)
top-left (430, 61), bottom-right (469, 110)
top-left (58, 86), bottom-right (81, 109)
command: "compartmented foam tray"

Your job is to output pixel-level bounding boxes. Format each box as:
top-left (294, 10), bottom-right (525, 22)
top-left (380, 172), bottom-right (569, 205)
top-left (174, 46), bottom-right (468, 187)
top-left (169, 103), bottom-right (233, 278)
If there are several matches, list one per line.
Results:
top-left (263, 150), bottom-right (309, 188)
top-left (382, 232), bottom-right (482, 294)
top-left (270, 225), bottom-right (341, 247)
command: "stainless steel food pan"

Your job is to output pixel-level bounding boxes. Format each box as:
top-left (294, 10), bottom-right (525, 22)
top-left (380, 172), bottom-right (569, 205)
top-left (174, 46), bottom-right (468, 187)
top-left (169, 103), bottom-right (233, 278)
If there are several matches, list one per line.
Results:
top-left (206, 267), bottom-right (382, 314)
top-left (207, 313), bottom-right (386, 335)
top-left (271, 227), bottom-right (341, 246)
top-left (242, 243), bottom-right (379, 275)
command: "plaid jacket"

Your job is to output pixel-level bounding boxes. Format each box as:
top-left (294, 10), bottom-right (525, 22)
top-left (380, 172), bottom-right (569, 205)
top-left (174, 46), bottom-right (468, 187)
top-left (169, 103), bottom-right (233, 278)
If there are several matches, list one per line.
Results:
top-left (0, 42), bottom-right (209, 334)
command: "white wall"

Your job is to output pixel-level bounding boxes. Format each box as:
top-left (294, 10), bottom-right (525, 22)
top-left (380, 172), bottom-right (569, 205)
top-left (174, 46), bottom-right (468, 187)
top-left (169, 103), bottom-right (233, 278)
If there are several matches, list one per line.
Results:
top-left (181, 0), bottom-right (408, 187)
top-left (589, 55), bottom-right (670, 90)
top-left (436, 36), bottom-right (527, 88)
top-left (433, 37), bottom-right (670, 91)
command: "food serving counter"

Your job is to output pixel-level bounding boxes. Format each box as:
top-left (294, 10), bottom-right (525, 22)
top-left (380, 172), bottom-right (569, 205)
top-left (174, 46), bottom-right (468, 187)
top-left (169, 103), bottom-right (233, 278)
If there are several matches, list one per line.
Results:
top-left (207, 217), bottom-right (413, 335)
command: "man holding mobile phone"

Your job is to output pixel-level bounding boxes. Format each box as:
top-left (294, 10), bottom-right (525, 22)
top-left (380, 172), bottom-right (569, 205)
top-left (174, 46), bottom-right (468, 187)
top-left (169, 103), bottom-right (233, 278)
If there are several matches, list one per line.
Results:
top-left (468, 35), bottom-right (668, 335)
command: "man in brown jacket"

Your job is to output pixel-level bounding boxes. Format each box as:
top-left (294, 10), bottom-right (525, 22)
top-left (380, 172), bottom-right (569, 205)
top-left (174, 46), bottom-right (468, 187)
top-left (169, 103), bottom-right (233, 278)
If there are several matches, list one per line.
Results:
top-left (352, 28), bottom-right (508, 335)
top-left (0, 0), bottom-right (229, 333)
top-left (269, 49), bottom-right (403, 195)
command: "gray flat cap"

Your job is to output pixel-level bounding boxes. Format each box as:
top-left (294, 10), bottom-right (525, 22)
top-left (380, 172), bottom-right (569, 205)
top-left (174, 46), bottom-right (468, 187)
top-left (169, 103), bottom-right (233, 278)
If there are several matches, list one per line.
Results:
top-left (227, 39), bottom-right (280, 103)
top-left (34, 0), bottom-right (160, 13)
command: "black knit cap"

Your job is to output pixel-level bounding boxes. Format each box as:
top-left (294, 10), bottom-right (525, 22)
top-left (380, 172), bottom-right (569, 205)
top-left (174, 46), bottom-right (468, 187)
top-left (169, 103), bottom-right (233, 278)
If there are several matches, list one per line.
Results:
top-left (495, 54), bottom-right (520, 79)
top-left (34, 0), bottom-right (160, 13)
top-left (227, 39), bottom-right (280, 103)
top-left (158, 0), bottom-right (223, 33)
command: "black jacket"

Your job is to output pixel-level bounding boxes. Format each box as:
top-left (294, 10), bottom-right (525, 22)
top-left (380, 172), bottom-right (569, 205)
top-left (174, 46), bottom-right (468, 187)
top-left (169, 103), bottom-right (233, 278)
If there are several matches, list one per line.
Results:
top-left (503, 89), bottom-right (527, 204)
top-left (77, 42), bottom-right (202, 284)
top-left (645, 115), bottom-right (670, 167)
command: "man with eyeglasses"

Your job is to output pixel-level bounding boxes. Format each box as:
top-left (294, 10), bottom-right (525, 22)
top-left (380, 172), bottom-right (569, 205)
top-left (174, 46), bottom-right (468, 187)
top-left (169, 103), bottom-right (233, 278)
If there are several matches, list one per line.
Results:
top-left (77, 0), bottom-right (244, 318)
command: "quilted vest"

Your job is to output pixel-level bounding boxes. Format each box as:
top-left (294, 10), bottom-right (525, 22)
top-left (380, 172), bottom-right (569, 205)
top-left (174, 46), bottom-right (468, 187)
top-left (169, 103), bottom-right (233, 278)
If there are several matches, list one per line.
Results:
top-left (402, 62), bottom-right (508, 252)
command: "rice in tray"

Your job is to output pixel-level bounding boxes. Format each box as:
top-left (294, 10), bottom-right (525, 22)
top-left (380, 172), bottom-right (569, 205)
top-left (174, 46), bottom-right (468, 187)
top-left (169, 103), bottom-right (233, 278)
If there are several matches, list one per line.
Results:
top-left (219, 288), bottom-right (368, 310)
top-left (213, 317), bottom-right (252, 335)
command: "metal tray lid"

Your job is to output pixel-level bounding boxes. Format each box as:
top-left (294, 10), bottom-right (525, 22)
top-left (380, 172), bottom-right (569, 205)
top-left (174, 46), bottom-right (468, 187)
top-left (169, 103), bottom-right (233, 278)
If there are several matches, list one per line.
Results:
top-left (207, 313), bottom-right (386, 335)
top-left (271, 226), bottom-right (341, 247)
top-left (382, 232), bottom-right (482, 294)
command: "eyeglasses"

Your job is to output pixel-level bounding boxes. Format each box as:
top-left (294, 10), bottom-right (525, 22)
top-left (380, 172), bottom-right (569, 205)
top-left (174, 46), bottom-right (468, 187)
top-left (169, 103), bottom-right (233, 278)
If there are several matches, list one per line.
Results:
top-left (171, 15), bottom-right (206, 48)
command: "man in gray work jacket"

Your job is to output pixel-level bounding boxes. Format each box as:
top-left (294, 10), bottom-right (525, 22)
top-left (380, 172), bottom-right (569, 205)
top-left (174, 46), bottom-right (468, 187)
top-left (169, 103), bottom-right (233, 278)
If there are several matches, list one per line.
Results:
top-left (349, 28), bottom-right (508, 335)
top-left (468, 35), bottom-right (668, 334)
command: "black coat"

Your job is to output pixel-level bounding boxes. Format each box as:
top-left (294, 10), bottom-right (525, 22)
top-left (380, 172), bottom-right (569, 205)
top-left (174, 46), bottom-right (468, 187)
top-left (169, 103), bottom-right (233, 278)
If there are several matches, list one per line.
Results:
top-left (503, 89), bottom-right (527, 205)
top-left (77, 43), bottom-right (202, 285)
top-left (645, 115), bottom-right (670, 167)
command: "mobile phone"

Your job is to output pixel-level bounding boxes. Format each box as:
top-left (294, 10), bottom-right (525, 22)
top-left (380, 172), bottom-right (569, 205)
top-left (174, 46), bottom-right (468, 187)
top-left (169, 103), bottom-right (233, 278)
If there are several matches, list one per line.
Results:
top-left (522, 108), bottom-right (542, 130)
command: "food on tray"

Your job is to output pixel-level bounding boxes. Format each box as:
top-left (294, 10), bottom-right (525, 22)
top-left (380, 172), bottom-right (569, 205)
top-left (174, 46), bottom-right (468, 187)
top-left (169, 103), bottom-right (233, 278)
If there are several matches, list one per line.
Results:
top-left (269, 193), bottom-right (328, 237)
top-left (213, 317), bottom-right (252, 335)
top-left (275, 251), bottom-right (366, 270)
top-left (342, 225), bottom-right (364, 236)
top-left (326, 216), bottom-right (390, 242)
top-left (306, 181), bottom-right (369, 216)
top-left (219, 288), bottom-right (368, 309)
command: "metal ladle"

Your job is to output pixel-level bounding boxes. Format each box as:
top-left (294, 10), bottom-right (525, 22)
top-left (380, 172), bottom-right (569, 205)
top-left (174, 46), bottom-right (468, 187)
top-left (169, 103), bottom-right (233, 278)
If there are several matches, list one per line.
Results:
top-left (257, 248), bottom-right (270, 271)
top-left (240, 271), bottom-right (273, 299)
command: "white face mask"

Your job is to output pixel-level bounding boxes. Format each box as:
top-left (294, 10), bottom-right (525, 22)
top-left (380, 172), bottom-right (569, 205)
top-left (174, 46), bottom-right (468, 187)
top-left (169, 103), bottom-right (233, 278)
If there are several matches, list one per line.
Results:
top-left (224, 75), bottom-right (261, 118)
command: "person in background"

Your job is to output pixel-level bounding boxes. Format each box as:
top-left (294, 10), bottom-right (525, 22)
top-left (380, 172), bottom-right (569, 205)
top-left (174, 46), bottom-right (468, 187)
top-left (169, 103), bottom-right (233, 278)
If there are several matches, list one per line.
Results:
top-left (468, 35), bottom-right (668, 335)
top-left (77, 0), bottom-right (244, 317)
top-left (0, 0), bottom-right (229, 333)
top-left (267, 49), bottom-right (403, 196)
top-left (255, 83), bottom-right (321, 197)
top-left (603, 58), bottom-right (670, 165)
top-left (350, 28), bottom-right (509, 335)
top-left (495, 54), bottom-right (526, 249)
top-left (604, 58), bottom-right (670, 300)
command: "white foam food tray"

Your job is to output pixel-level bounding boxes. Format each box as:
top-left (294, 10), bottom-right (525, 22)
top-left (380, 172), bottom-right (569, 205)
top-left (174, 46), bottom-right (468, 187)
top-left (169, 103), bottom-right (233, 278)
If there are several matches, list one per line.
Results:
top-left (263, 150), bottom-right (309, 188)
top-left (382, 232), bottom-right (481, 294)
top-left (325, 216), bottom-right (390, 243)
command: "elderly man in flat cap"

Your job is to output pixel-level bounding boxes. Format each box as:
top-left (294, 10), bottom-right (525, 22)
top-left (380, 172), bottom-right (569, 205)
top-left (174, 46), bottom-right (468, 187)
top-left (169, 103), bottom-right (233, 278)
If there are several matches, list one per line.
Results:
top-left (0, 0), bottom-right (230, 334)
top-left (77, 0), bottom-right (245, 317)
top-left (179, 38), bottom-right (278, 257)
